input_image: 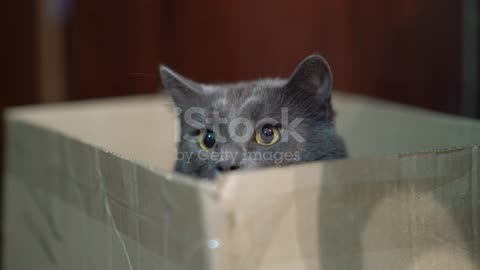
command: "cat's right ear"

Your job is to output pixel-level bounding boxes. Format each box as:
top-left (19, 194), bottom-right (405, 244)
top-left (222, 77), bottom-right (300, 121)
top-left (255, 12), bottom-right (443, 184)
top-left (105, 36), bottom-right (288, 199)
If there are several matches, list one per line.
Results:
top-left (159, 65), bottom-right (203, 107)
top-left (286, 55), bottom-right (333, 101)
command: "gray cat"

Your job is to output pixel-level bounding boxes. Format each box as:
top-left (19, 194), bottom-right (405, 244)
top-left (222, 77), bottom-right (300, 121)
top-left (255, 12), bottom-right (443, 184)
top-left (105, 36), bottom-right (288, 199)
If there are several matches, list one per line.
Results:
top-left (160, 55), bottom-right (347, 179)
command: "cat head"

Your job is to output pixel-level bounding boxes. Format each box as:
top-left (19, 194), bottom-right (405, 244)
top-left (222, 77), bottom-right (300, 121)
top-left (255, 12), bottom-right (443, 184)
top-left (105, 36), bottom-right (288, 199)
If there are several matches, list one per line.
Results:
top-left (160, 55), bottom-right (346, 179)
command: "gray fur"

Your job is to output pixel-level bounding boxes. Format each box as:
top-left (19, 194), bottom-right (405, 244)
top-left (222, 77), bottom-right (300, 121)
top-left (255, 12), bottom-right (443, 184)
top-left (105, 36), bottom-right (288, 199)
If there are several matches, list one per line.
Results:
top-left (160, 55), bottom-right (347, 179)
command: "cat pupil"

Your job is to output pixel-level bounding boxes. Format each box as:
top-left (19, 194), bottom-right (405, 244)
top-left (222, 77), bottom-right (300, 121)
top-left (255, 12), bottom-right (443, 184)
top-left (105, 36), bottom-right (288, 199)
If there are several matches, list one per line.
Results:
top-left (260, 125), bottom-right (275, 143)
top-left (203, 130), bottom-right (215, 148)
top-left (262, 127), bottom-right (273, 137)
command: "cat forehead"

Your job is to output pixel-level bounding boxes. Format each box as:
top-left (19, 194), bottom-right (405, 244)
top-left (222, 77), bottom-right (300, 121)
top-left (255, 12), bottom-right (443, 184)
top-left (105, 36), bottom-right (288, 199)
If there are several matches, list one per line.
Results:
top-left (200, 78), bottom-right (286, 110)
top-left (201, 78), bottom-right (285, 92)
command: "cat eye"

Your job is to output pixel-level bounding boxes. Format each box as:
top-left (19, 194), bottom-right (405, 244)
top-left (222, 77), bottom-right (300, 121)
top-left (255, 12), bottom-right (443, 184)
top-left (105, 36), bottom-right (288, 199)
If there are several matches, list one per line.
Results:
top-left (198, 129), bottom-right (216, 150)
top-left (255, 124), bottom-right (280, 146)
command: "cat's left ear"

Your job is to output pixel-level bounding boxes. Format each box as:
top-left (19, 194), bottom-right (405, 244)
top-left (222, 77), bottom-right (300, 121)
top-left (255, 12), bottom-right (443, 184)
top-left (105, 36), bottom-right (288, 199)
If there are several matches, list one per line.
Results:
top-left (286, 55), bottom-right (333, 100)
top-left (159, 65), bottom-right (204, 107)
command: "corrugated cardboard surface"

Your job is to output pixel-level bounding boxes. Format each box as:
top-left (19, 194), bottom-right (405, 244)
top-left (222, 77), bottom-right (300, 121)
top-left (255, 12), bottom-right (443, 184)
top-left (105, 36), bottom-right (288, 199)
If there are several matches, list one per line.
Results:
top-left (3, 94), bottom-right (480, 269)
top-left (3, 118), bottom-right (220, 270)
top-left (218, 147), bottom-right (479, 269)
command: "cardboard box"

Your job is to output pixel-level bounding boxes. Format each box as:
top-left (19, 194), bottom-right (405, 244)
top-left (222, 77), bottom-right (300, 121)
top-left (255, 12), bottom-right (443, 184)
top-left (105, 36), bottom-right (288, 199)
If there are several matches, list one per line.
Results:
top-left (3, 93), bottom-right (480, 270)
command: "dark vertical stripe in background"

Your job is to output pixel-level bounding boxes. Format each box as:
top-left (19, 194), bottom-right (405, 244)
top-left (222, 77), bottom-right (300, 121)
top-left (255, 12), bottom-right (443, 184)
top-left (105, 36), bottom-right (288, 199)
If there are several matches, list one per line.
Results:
top-left (2, 0), bottom-right (39, 267)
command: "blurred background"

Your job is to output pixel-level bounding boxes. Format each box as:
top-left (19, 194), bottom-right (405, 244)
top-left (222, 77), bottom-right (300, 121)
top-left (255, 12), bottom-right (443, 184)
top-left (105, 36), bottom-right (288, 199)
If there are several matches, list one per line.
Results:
top-left (1, 0), bottom-right (479, 259)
